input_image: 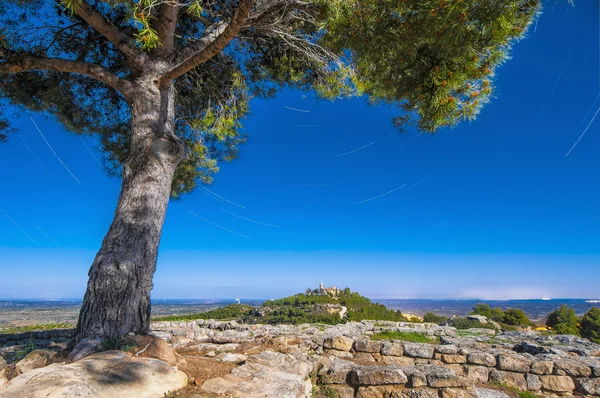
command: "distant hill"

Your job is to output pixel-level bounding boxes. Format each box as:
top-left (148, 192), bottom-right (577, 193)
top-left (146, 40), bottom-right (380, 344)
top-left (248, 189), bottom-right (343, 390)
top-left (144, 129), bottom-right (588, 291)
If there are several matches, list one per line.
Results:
top-left (154, 287), bottom-right (410, 324)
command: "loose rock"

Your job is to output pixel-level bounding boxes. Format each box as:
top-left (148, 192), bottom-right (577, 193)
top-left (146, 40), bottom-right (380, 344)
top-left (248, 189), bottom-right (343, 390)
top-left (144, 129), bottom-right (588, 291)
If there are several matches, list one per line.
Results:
top-left (15, 349), bottom-right (55, 375)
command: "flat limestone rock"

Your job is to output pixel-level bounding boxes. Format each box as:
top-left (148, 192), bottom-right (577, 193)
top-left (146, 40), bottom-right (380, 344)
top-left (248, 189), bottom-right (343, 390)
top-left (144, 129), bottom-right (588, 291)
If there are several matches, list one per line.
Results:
top-left (403, 343), bottom-right (434, 359)
top-left (219, 353), bottom-right (247, 363)
top-left (0, 350), bottom-right (187, 398)
top-left (489, 370), bottom-right (526, 391)
top-left (354, 339), bottom-right (382, 353)
top-left (202, 350), bottom-right (313, 398)
top-left (496, 352), bottom-right (531, 373)
top-left (540, 375), bottom-right (576, 393)
top-left (349, 365), bottom-right (408, 386)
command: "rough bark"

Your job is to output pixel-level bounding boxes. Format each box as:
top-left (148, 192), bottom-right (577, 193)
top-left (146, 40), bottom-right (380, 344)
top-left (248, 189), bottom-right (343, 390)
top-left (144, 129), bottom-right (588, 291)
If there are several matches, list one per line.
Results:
top-left (155, 2), bottom-right (180, 57)
top-left (75, 77), bottom-right (184, 342)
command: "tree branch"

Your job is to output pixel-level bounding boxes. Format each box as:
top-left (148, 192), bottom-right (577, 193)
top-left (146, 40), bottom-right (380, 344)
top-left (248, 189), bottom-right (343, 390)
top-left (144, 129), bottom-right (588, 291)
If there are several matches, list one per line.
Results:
top-left (243, 0), bottom-right (310, 27)
top-left (0, 50), bottom-right (132, 96)
top-left (69, 0), bottom-right (146, 68)
top-left (160, 0), bottom-right (254, 85)
top-left (155, 1), bottom-right (180, 57)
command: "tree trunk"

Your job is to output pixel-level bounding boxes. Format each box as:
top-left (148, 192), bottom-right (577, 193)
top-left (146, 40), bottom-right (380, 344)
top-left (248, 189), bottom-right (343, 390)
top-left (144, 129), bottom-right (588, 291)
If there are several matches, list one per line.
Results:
top-left (75, 80), bottom-right (184, 342)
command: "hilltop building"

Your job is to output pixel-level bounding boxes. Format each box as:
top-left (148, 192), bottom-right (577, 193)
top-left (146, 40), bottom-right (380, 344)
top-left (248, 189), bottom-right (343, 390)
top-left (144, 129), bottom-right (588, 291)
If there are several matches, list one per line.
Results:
top-left (306, 282), bottom-right (340, 297)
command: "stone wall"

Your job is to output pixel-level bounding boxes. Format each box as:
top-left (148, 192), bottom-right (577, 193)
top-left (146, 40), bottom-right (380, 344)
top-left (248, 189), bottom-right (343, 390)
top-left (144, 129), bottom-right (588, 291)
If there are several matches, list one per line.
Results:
top-left (0, 329), bottom-right (73, 345)
top-left (318, 336), bottom-right (600, 397)
top-left (149, 320), bottom-right (600, 397)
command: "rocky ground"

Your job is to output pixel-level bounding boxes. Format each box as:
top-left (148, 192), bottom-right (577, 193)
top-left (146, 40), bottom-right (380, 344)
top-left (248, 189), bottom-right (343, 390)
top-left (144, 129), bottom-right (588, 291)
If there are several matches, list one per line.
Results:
top-left (1, 319), bottom-right (600, 397)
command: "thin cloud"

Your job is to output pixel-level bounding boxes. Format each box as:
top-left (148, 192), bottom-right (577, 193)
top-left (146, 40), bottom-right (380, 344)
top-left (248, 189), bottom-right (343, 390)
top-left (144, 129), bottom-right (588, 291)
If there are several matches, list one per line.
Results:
top-left (221, 208), bottom-right (280, 228)
top-left (18, 134), bottom-right (49, 174)
top-left (78, 136), bottom-right (103, 167)
top-left (30, 117), bottom-right (81, 184)
top-left (284, 106), bottom-right (310, 113)
top-left (0, 208), bottom-right (38, 244)
top-left (353, 184), bottom-right (407, 205)
top-left (566, 105), bottom-right (600, 156)
top-left (188, 210), bottom-right (251, 238)
top-left (337, 141), bottom-right (376, 157)
top-left (200, 188), bottom-right (224, 203)
top-left (292, 124), bottom-right (321, 128)
top-left (405, 174), bottom-right (433, 191)
top-left (200, 187), bottom-right (245, 209)
top-left (581, 93), bottom-right (600, 124)
top-left (34, 225), bottom-right (67, 252)
top-left (395, 134), bottom-right (418, 150)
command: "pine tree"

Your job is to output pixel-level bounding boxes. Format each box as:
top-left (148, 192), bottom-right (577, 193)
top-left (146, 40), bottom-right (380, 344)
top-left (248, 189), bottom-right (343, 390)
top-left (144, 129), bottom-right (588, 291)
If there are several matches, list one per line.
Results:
top-left (580, 307), bottom-right (600, 343)
top-left (0, 0), bottom-right (540, 344)
top-left (546, 305), bottom-right (580, 335)
top-left (471, 303), bottom-right (493, 318)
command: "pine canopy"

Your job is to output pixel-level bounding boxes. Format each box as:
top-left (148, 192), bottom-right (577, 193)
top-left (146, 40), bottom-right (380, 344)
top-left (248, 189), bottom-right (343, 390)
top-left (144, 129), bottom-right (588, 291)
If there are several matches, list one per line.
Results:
top-left (0, 0), bottom-right (540, 196)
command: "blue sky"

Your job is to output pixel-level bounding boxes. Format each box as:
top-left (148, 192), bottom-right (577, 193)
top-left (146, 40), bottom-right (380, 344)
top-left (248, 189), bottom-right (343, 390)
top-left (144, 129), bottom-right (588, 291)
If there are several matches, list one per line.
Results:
top-left (0, 2), bottom-right (599, 300)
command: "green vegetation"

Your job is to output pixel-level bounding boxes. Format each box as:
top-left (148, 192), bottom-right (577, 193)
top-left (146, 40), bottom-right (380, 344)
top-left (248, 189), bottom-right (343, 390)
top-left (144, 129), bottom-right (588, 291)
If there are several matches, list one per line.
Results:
top-left (153, 305), bottom-right (255, 322)
top-left (580, 307), bottom-right (600, 344)
top-left (502, 309), bottom-right (533, 326)
top-left (266, 294), bottom-right (342, 307)
top-left (471, 304), bottom-right (532, 327)
top-left (14, 338), bottom-right (38, 361)
top-left (419, 303), bottom-right (534, 331)
top-left (346, 305), bottom-right (407, 323)
top-left (491, 307), bottom-right (506, 322)
top-left (262, 289), bottom-right (409, 324)
top-left (451, 317), bottom-right (498, 331)
top-left (543, 305), bottom-right (600, 343)
top-left (313, 386), bottom-right (340, 398)
top-left (0, 323), bottom-right (74, 335)
top-left (423, 312), bottom-right (448, 324)
top-left (457, 329), bottom-right (487, 338)
top-left (517, 392), bottom-right (541, 398)
top-left (490, 381), bottom-right (541, 398)
top-left (370, 331), bottom-right (439, 344)
top-left (472, 303), bottom-right (493, 318)
top-left (546, 305), bottom-right (580, 335)
top-left (256, 306), bottom-right (342, 325)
